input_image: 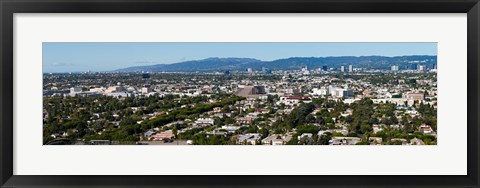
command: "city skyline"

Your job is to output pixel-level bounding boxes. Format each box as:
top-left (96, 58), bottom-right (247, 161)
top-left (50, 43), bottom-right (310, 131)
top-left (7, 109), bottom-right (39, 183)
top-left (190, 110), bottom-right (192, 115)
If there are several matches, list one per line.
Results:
top-left (43, 42), bottom-right (437, 73)
top-left (43, 42), bottom-right (437, 145)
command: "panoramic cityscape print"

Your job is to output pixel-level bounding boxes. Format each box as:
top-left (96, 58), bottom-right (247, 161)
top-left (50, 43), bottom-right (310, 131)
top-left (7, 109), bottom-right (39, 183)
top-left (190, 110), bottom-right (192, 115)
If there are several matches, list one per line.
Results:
top-left (43, 43), bottom-right (437, 145)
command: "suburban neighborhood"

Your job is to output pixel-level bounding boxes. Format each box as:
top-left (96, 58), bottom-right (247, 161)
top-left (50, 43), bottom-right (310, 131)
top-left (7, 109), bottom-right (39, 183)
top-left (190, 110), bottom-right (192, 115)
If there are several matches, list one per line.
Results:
top-left (43, 62), bottom-right (437, 145)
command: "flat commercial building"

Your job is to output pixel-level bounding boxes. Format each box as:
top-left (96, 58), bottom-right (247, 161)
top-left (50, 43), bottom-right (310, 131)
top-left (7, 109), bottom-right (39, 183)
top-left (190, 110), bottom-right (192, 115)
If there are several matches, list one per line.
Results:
top-left (234, 86), bottom-right (266, 98)
top-left (404, 92), bottom-right (425, 100)
top-left (70, 87), bottom-right (82, 93)
top-left (141, 87), bottom-right (153, 94)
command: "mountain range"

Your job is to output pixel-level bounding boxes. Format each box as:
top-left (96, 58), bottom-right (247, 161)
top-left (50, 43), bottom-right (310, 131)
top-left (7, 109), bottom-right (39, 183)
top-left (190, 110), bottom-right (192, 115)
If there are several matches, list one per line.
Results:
top-left (115, 55), bottom-right (437, 72)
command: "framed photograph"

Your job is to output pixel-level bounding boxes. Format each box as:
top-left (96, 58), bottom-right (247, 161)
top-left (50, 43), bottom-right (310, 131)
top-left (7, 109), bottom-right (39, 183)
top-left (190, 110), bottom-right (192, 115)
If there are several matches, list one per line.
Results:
top-left (1, 0), bottom-right (479, 187)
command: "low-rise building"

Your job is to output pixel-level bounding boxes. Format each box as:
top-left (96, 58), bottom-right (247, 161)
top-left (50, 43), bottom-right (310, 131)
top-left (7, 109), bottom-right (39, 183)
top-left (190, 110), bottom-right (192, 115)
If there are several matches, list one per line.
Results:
top-left (390, 138), bottom-right (408, 145)
top-left (418, 124), bottom-right (435, 134)
top-left (410, 138), bottom-right (425, 145)
top-left (206, 130), bottom-right (228, 136)
top-left (141, 87), bottom-right (153, 94)
top-left (220, 125), bottom-right (241, 133)
top-left (237, 133), bottom-right (262, 145)
top-left (195, 118), bottom-right (214, 127)
top-left (330, 137), bottom-right (362, 145)
top-left (148, 130), bottom-right (174, 141)
top-left (261, 134), bottom-right (289, 145)
top-left (277, 96), bottom-right (312, 106)
top-left (297, 133), bottom-right (313, 141)
top-left (311, 87), bottom-right (329, 96)
top-left (368, 137), bottom-right (383, 145)
top-left (404, 92), bottom-right (425, 101)
top-left (236, 116), bottom-right (255, 125)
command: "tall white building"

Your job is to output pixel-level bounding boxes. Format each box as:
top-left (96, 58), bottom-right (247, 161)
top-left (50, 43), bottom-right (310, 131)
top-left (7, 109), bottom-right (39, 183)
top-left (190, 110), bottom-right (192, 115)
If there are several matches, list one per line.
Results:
top-left (418, 65), bottom-right (427, 71)
top-left (391, 65), bottom-right (399, 71)
top-left (340, 66), bottom-right (345, 72)
top-left (328, 86), bottom-right (354, 98)
top-left (348, 65), bottom-right (353, 72)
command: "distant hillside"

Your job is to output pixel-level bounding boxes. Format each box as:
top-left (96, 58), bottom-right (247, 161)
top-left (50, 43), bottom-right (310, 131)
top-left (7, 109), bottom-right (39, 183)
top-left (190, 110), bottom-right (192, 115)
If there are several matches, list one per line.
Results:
top-left (115, 56), bottom-right (437, 72)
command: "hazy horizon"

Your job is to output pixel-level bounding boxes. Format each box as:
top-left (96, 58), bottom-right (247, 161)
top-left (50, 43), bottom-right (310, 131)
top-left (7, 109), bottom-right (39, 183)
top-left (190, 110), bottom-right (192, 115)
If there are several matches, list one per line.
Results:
top-left (43, 42), bottom-right (437, 73)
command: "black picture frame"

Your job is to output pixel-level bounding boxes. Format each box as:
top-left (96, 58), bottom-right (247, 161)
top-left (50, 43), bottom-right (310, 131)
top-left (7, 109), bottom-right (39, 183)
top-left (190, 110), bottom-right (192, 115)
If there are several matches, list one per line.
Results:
top-left (1, 0), bottom-right (479, 187)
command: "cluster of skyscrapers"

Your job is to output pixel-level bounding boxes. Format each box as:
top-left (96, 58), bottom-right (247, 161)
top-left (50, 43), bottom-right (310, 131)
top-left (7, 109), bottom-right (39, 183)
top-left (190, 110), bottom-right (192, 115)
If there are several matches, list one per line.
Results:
top-left (340, 65), bottom-right (354, 72)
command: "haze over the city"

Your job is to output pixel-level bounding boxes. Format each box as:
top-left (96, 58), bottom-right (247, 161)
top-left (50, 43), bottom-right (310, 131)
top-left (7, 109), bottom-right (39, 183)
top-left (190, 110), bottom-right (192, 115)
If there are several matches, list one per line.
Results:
top-left (43, 42), bottom-right (437, 73)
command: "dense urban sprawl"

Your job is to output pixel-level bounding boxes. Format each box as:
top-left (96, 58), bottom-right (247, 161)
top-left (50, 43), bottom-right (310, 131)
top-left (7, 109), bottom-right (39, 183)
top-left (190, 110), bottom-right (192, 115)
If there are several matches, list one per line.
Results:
top-left (43, 65), bottom-right (437, 145)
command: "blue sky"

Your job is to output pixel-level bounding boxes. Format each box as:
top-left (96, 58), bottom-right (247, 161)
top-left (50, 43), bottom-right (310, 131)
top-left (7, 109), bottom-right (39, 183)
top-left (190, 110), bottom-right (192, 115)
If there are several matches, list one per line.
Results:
top-left (43, 42), bottom-right (437, 73)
